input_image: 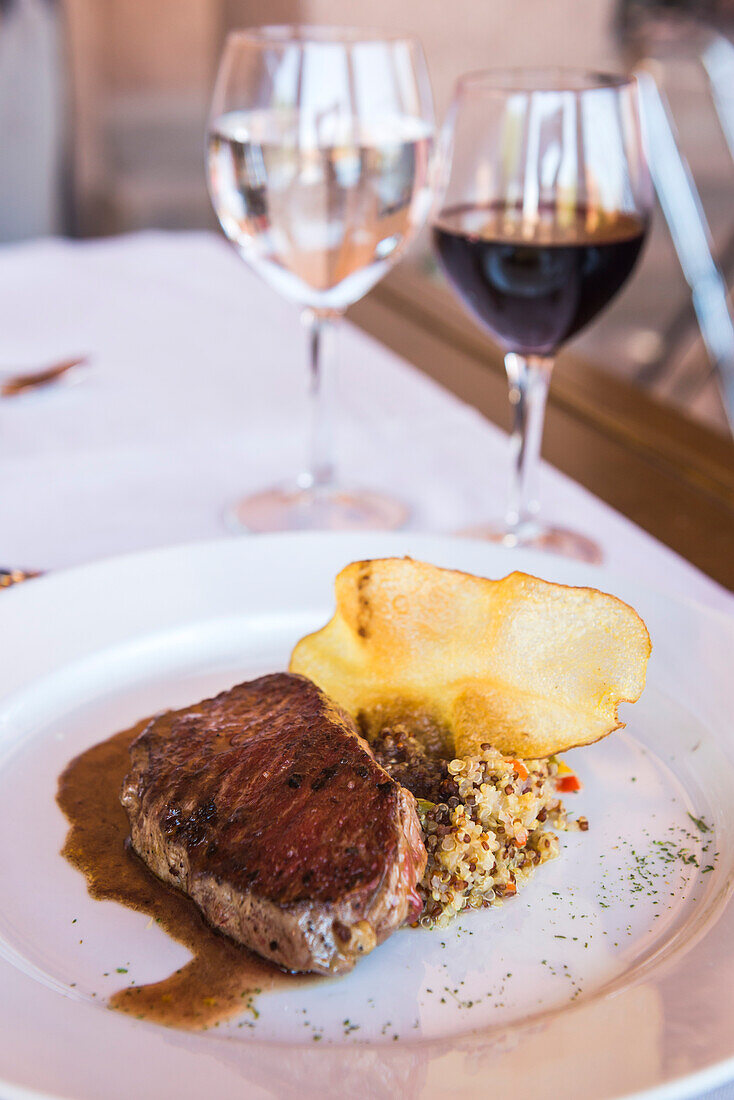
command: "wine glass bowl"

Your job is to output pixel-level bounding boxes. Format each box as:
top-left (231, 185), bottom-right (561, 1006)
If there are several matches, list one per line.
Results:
top-left (432, 69), bottom-right (653, 561)
top-left (207, 26), bottom-right (434, 531)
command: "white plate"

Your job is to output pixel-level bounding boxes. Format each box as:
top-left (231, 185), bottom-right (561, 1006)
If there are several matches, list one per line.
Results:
top-left (0, 533), bottom-right (732, 1100)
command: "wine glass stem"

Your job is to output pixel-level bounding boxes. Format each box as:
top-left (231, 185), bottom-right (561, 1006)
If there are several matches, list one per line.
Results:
top-left (300, 308), bottom-right (338, 491)
top-left (504, 352), bottom-right (553, 532)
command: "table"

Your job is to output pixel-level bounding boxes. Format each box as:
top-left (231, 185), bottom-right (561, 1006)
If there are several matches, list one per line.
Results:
top-left (351, 262), bottom-right (734, 590)
top-left (1, 231), bottom-right (732, 613)
top-left (1, 231), bottom-right (733, 1100)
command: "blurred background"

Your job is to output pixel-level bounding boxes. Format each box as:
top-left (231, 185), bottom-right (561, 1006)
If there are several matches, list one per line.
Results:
top-left (2, 0), bottom-right (733, 433)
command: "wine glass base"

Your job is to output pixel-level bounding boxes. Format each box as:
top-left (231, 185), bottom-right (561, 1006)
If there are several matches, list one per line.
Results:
top-left (459, 520), bottom-right (603, 564)
top-left (225, 483), bottom-right (409, 533)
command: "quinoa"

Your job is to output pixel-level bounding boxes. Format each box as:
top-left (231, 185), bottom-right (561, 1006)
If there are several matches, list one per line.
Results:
top-left (371, 728), bottom-right (583, 929)
top-left (368, 724), bottom-right (458, 804)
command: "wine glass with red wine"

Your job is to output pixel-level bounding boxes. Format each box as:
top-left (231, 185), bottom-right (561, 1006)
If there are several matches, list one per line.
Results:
top-left (432, 69), bottom-right (652, 561)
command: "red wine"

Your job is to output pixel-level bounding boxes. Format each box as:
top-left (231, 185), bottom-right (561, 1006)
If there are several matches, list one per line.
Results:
top-left (433, 204), bottom-right (647, 356)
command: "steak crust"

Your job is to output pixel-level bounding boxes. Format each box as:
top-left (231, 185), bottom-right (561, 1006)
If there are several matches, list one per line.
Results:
top-left (121, 673), bottom-right (426, 974)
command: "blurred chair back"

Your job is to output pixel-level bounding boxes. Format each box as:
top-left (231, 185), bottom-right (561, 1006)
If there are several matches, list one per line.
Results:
top-left (618, 0), bottom-right (734, 430)
top-left (0, 0), bottom-right (66, 241)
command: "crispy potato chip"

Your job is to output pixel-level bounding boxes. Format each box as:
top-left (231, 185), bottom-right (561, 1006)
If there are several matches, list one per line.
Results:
top-left (289, 558), bottom-right (651, 759)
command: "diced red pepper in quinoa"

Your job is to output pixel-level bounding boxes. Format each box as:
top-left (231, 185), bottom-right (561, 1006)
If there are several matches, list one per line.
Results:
top-left (509, 759), bottom-right (529, 781)
top-left (556, 774), bottom-right (582, 793)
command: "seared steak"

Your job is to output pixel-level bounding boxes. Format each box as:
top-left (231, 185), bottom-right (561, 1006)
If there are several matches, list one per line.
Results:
top-left (121, 673), bottom-right (426, 975)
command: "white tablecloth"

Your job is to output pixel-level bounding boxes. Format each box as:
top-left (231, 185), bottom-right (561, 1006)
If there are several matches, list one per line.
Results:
top-left (1, 230), bottom-right (733, 622)
top-left (1, 231), bottom-right (732, 1100)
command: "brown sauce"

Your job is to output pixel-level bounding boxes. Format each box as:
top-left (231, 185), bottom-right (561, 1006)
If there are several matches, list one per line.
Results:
top-left (56, 721), bottom-right (313, 1031)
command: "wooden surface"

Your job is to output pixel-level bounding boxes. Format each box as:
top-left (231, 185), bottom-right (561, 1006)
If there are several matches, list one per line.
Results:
top-left (348, 266), bottom-right (734, 592)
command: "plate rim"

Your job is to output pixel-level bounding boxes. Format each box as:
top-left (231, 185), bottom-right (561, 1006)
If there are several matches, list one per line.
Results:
top-left (4, 530), bottom-right (733, 629)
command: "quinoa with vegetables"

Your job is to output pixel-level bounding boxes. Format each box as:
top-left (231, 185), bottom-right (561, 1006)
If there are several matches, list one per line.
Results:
top-left (371, 725), bottom-right (587, 929)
